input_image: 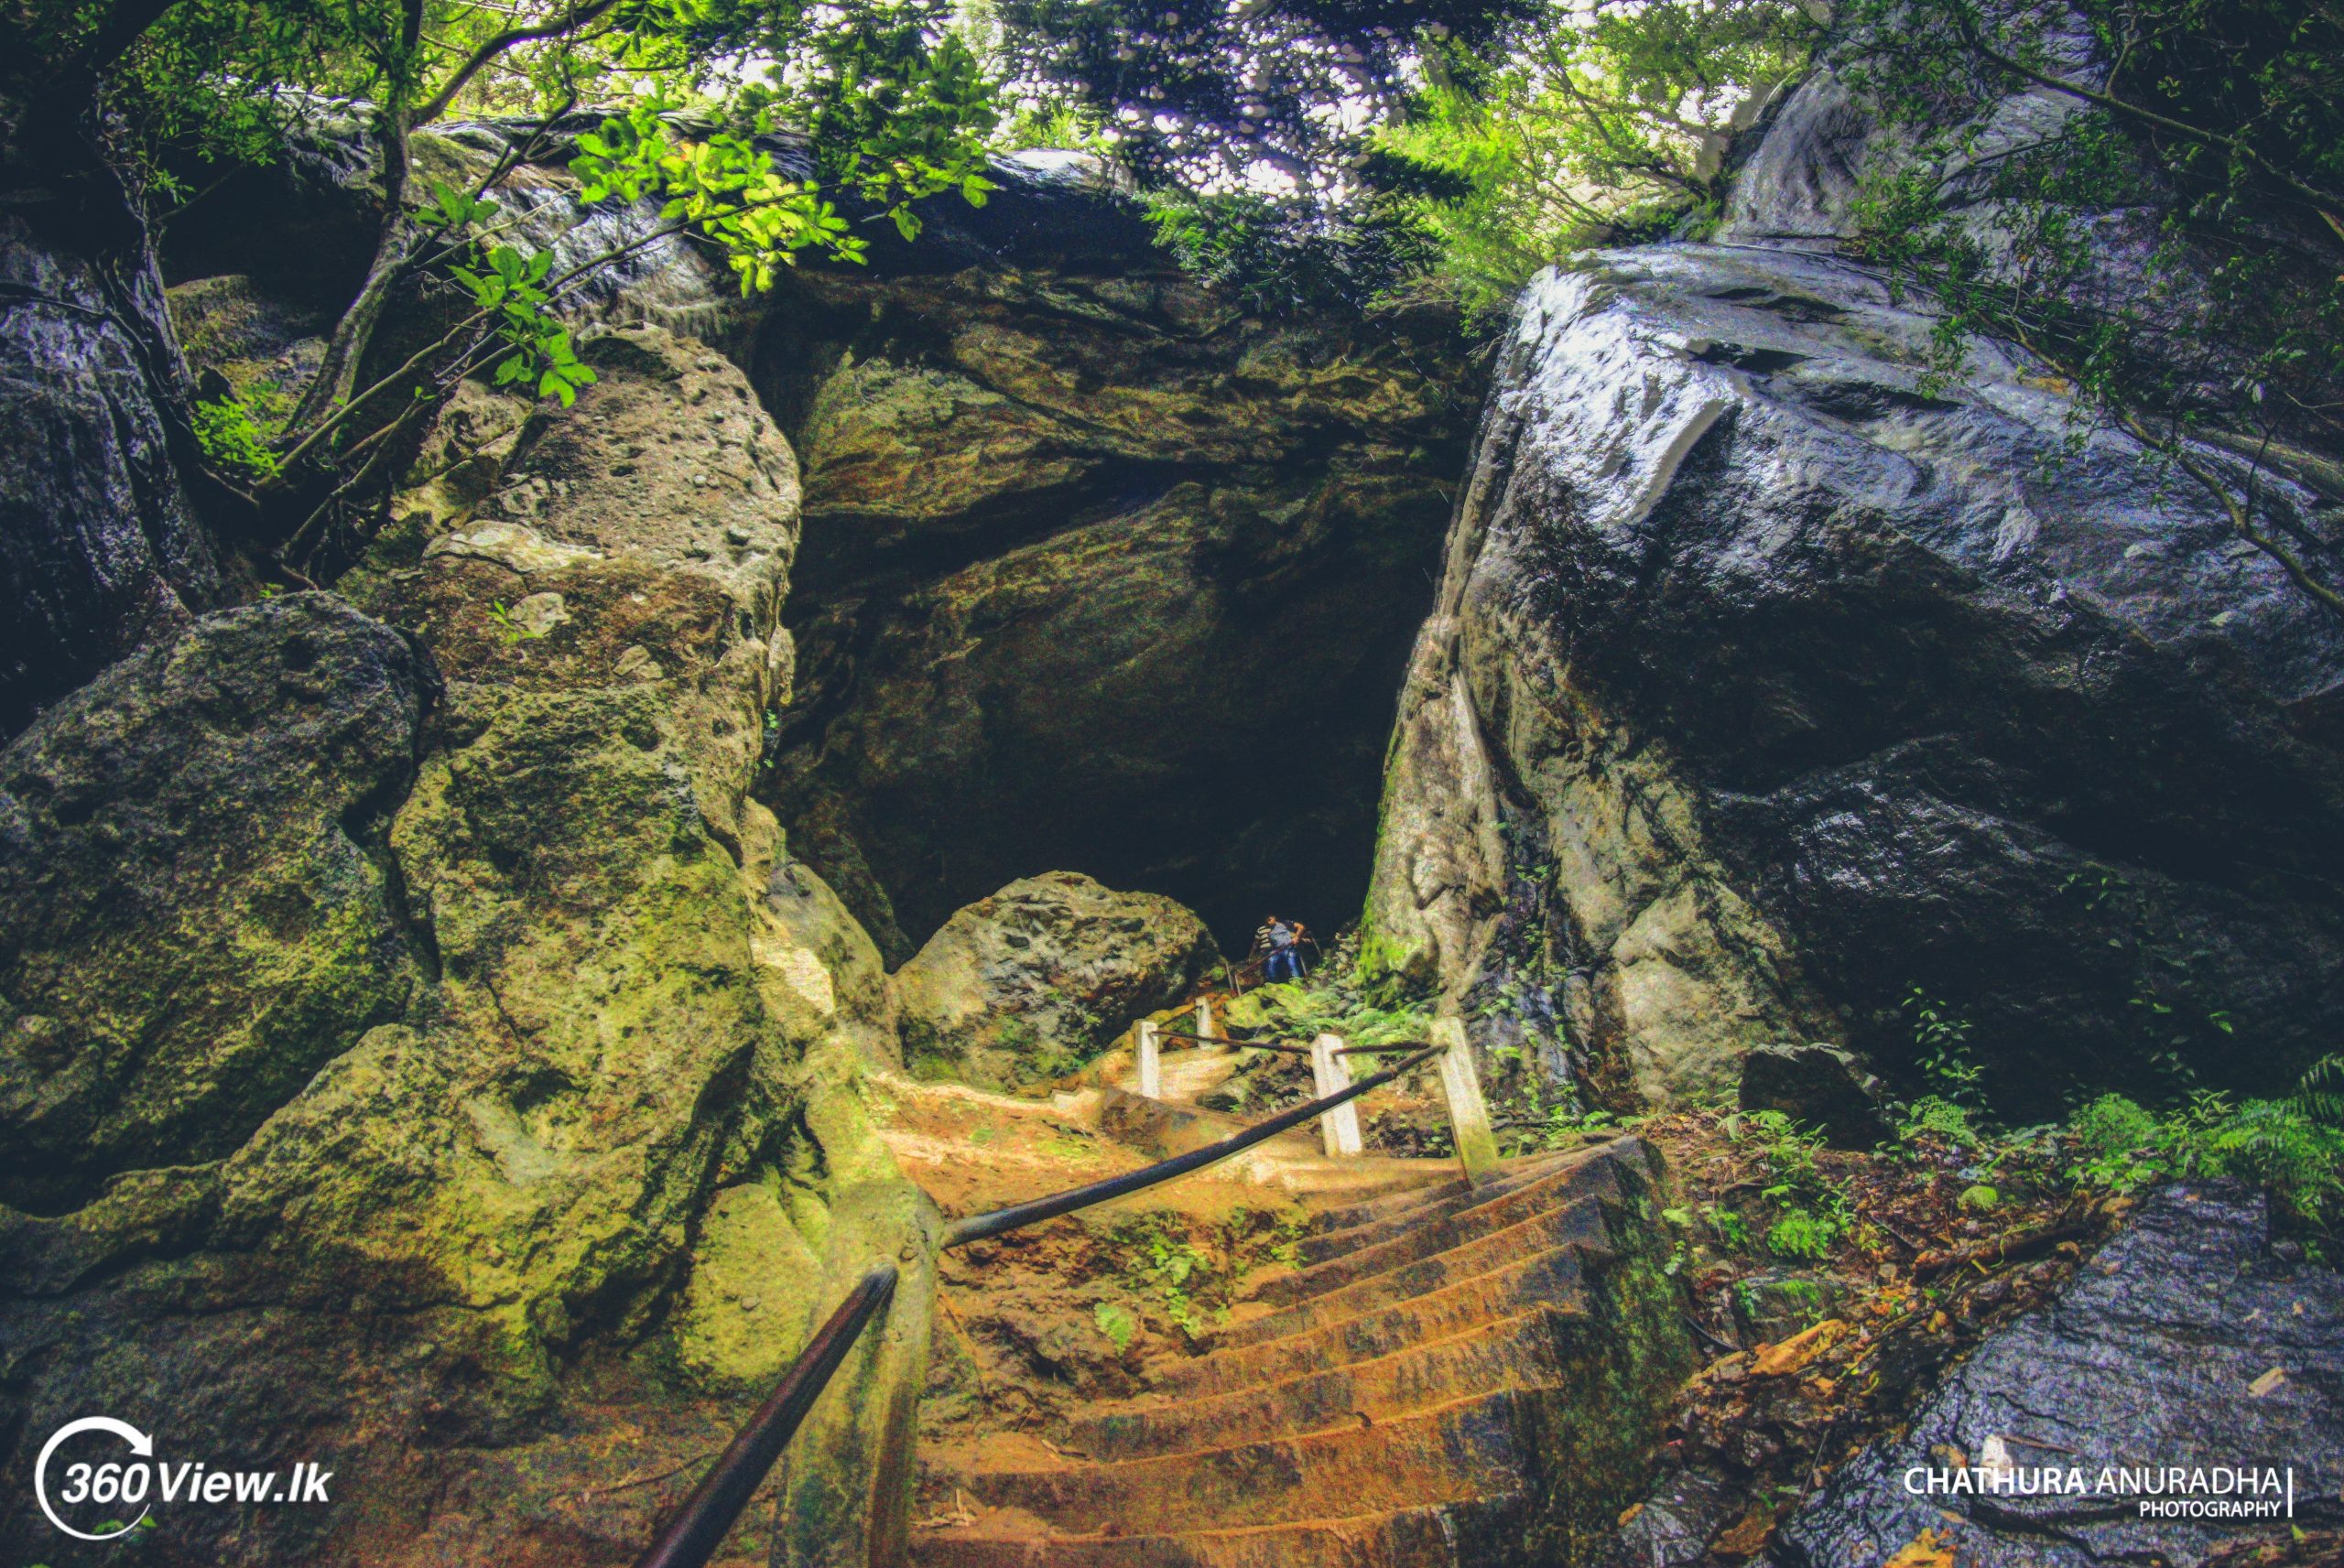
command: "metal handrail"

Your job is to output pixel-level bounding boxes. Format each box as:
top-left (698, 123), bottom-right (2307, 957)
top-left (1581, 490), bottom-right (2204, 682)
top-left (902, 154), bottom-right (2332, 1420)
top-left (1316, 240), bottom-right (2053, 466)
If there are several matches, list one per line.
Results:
top-left (1154, 1028), bottom-right (1314, 1054)
top-left (631, 1266), bottom-right (897, 1568)
top-left (631, 1034), bottom-right (1447, 1568)
top-left (942, 1044), bottom-right (1441, 1249)
top-left (1332, 1039), bottom-right (1435, 1057)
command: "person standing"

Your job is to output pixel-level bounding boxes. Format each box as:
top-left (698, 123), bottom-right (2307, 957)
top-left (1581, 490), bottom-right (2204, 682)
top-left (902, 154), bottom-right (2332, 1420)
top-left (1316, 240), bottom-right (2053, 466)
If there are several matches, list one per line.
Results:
top-left (1260, 914), bottom-right (1305, 982)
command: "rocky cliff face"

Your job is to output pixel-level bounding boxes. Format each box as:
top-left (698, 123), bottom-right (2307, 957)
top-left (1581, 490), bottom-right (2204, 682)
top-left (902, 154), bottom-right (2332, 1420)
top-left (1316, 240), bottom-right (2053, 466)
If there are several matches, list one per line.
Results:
top-left (1368, 81), bottom-right (2344, 1110)
top-left (0, 287), bottom-right (928, 1567)
top-left (750, 164), bottom-right (1477, 959)
top-left (0, 98), bottom-right (223, 735)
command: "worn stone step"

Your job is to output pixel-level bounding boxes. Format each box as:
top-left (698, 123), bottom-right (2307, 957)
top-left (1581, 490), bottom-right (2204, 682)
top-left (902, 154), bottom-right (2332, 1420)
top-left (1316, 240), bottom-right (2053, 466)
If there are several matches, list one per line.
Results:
top-left (1295, 1150), bottom-right (1584, 1261)
top-left (1149, 1240), bottom-right (1592, 1403)
top-left (944, 1390), bottom-right (1536, 1537)
top-left (907, 1493), bottom-right (1525, 1568)
top-left (1221, 1203), bottom-right (1612, 1352)
top-left (1261, 1144), bottom-right (1628, 1306)
top-left (1065, 1303), bottom-right (1589, 1461)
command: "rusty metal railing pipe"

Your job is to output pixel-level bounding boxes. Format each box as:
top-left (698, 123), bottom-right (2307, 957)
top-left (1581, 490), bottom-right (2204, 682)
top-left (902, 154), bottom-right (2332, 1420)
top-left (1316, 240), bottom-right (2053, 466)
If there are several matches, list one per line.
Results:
top-left (1332, 1040), bottom-right (1435, 1057)
top-left (631, 1265), bottom-right (898, 1568)
top-left (941, 1044), bottom-right (1441, 1249)
top-left (1153, 1029), bottom-right (1314, 1054)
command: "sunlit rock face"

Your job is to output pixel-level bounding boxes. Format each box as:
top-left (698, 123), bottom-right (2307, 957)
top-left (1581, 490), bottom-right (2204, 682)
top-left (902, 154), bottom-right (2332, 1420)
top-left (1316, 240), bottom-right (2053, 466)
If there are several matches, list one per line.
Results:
top-left (1369, 242), bottom-right (2344, 1112)
top-left (0, 318), bottom-right (926, 1567)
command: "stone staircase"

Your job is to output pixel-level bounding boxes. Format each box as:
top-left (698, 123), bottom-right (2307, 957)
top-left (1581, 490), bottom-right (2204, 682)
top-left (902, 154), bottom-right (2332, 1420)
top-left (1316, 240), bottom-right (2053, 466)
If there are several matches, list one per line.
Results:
top-left (910, 1136), bottom-right (1694, 1568)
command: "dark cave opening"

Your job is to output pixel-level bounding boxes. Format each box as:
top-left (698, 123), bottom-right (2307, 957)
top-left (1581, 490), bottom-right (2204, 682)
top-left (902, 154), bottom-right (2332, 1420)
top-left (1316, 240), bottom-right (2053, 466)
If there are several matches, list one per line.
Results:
top-left (746, 272), bottom-right (1470, 966)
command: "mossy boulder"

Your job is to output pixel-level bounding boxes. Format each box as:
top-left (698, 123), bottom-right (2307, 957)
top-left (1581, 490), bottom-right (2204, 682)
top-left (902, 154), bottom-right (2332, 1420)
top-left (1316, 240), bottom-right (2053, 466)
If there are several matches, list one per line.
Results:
top-left (0, 594), bottom-right (431, 1212)
top-left (0, 323), bottom-right (939, 1565)
top-left (894, 871), bottom-right (1219, 1089)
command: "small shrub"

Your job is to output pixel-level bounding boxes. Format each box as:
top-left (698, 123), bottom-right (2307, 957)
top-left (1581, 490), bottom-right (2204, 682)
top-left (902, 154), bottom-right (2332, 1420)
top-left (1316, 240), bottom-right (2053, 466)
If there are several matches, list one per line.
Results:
top-left (1898, 1095), bottom-right (1980, 1150)
top-left (1092, 1302), bottom-right (1136, 1351)
top-left (1702, 1203), bottom-right (1750, 1252)
top-left (190, 395), bottom-right (281, 483)
top-left (1766, 1207), bottom-right (1839, 1260)
top-left (1905, 988), bottom-right (1985, 1108)
top-left (2071, 1093), bottom-right (2158, 1158)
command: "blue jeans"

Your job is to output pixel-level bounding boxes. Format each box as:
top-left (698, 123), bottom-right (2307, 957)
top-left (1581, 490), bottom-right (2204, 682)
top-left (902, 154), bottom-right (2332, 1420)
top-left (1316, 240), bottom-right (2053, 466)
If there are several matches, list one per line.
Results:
top-left (1266, 947), bottom-right (1300, 982)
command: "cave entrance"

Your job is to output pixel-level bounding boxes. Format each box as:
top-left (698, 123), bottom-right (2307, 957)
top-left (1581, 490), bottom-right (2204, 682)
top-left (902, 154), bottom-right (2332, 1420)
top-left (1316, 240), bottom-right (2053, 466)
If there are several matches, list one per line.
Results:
top-left (745, 265), bottom-right (1472, 967)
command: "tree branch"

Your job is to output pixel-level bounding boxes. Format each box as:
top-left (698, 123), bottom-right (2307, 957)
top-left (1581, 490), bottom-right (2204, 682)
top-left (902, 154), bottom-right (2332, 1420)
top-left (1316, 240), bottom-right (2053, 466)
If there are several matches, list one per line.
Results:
top-left (413, 0), bottom-right (624, 126)
top-left (79, 0), bottom-right (185, 72)
top-left (1955, 14), bottom-right (2344, 225)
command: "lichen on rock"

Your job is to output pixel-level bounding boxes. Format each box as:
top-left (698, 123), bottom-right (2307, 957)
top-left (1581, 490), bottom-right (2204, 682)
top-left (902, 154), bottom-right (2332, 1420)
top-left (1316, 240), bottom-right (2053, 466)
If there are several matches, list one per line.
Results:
top-left (895, 871), bottom-right (1220, 1089)
top-left (0, 594), bottom-right (431, 1213)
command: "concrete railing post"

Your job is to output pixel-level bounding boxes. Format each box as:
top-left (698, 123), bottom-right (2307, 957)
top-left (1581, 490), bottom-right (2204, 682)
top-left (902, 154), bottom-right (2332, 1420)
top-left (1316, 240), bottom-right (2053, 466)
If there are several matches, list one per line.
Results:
top-left (1136, 1020), bottom-right (1162, 1100)
top-left (1309, 1033), bottom-right (1363, 1157)
top-left (1431, 1015), bottom-right (1501, 1184)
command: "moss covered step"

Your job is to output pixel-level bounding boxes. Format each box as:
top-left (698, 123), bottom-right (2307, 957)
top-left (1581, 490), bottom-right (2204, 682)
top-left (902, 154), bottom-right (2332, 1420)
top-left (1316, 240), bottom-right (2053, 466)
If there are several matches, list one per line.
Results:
top-left (1218, 1202), bottom-right (1613, 1353)
top-left (1294, 1149), bottom-right (1581, 1264)
top-left (915, 1138), bottom-right (1692, 1568)
top-left (1260, 1142), bottom-right (1631, 1303)
top-left (1150, 1242), bottom-right (1596, 1405)
top-left (949, 1388), bottom-right (1537, 1535)
top-left (1065, 1303), bottom-right (1593, 1462)
top-left (908, 1494), bottom-right (1525, 1568)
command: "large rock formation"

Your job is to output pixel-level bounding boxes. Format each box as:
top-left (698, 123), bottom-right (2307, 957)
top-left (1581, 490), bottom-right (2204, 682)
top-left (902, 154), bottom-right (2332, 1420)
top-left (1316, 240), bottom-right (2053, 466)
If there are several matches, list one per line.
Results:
top-left (0, 595), bottom-right (431, 1213)
top-left (1369, 140), bottom-right (2344, 1113)
top-left (1776, 1181), bottom-right (2344, 1565)
top-left (0, 130), bottom-right (222, 735)
top-left (895, 871), bottom-right (1219, 1088)
top-left (752, 178), bottom-right (1477, 960)
top-left (0, 318), bottom-right (936, 1565)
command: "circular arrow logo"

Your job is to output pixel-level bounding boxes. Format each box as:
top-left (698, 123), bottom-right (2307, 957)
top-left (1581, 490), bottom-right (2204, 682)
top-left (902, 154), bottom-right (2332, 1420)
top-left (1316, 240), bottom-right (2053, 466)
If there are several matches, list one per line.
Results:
top-left (35, 1416), bottom-right (154, 1541)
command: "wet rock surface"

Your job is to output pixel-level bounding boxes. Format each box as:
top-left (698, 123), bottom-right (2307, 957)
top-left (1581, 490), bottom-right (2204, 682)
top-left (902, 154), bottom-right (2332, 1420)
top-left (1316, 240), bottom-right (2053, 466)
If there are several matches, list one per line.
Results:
top-left (1739, 1044), bottom-right (1889, 1150)
top-left (1775, 1182), bottom-right (2344, 1567)
top-left (1, 193), bottom-right (222, 735)
top-left (1368, 241), bottom-right (2344, 1108)
top-left (895, 871), bottom-right (1219, 1089)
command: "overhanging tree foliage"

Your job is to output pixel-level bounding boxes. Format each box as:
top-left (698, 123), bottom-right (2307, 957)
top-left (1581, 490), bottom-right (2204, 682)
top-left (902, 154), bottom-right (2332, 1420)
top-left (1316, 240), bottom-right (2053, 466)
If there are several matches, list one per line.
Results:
top-left (1841, 0), bottom-right (2344, 616)
top-left (5, 0), bottom-right (1000, 579)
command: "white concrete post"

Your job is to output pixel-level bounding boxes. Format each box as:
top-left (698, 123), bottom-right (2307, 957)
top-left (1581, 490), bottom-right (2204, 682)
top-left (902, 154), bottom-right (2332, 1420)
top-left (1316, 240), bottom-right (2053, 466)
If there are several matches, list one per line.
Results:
top-left (1310, 1033), bottom-right (1363, 1157)
top-left (1431, 1014), bottom-right (1501, 1184)
top-left (1137, 1020), bottom-right (1162, 1100)
top-left (1195, 996), bottom-right (1213, 1046)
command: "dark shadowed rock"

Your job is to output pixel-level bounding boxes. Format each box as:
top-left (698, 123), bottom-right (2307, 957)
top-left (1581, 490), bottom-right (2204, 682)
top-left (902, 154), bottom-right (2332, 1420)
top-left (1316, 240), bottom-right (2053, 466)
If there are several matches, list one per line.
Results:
top-left (1740, 1044), bottom-right (1890, 1149)
top-left (895, 871), bottom-right (1220, 1089)
top-left (0, 194), bottom-right (221, 735)
top-left (0, 595), bottom-right (431, 1212)
top-left (1774, 1182), bottom-right (2344, 1566)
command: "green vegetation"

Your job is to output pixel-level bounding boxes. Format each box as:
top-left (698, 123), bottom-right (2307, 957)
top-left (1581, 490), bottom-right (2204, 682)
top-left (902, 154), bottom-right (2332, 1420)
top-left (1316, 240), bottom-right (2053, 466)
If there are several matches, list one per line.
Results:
top-left (20, 0), bottom-right (1002, 580)
top-left (485, 600), bottom-right (547, 647)
top-left (1377, 0), bottom-right (1814, 320)
top-left (1904, 988), bottom-right (1985, 1109)
top-left (1091, 1300), bottom-right (1137, 1352)
top-left (1221, 976), bottom-right (1432, 1051)
top-left (1099, 1207), bottom-right (1303, 1345)
top-left (189, 395), bottom-right (281, 484)
top-left (2062, 1060), bottom-right (2344, 1237)
top-left (1724, 1108), bottom-right (1854, 1261)
top-left (1840, 0), bottom-right (2344, 620)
